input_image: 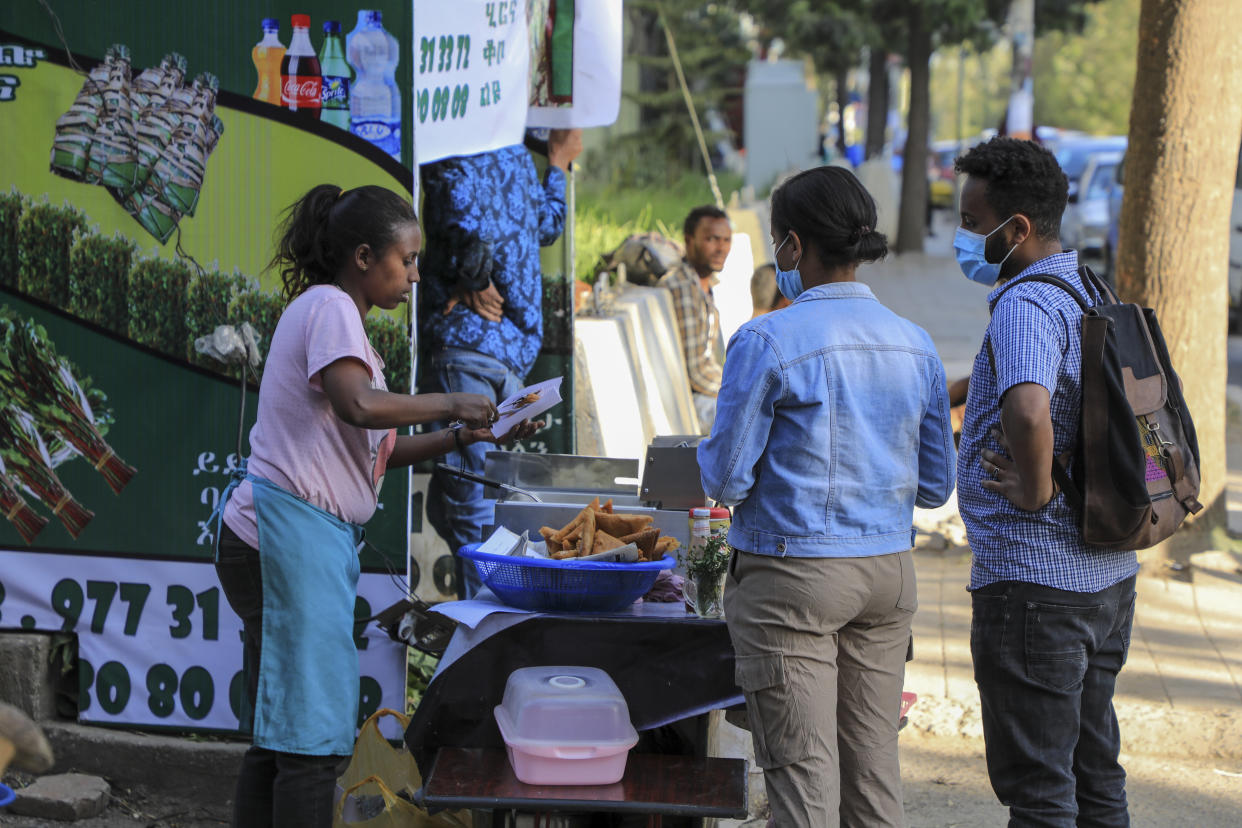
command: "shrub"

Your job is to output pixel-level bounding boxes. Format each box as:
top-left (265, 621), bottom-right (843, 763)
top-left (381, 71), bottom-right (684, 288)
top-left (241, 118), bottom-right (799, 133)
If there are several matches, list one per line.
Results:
top-left (0, 189), bottom-right (27, 290)
top-left (364, 312), bottom-right (412, 393)
top-left (186, 267), bottom-right (247, 370)
top-left (17, 201), bottom-right (87, 307)
top-left (227, 288), bottom-right (286, 381)
top-left (128, 257), bottom-right (191, 357)
top-left (69, 232), bottom-right (135, 335)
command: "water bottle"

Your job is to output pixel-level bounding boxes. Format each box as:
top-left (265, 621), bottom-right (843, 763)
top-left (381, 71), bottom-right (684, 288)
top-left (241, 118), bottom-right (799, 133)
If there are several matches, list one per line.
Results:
top-left (318, 20), bottom-right (351, 131)
top-left (346, 10), bottom-right (401, 159)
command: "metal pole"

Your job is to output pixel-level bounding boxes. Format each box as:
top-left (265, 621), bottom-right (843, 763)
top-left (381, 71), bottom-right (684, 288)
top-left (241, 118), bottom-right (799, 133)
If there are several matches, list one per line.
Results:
top-left (955, 46), bottom-right (965, 207)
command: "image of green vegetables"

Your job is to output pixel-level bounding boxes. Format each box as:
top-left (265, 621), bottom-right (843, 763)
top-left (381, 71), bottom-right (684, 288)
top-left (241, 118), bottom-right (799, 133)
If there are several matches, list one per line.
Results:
top-left (0, 307), bottom-right (136, 494)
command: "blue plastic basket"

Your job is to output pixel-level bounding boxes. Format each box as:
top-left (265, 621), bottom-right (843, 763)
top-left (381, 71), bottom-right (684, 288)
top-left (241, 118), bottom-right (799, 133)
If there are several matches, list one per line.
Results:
top-left (459, 544), bottom-right (674, 612)
top-left (0, 782), bottom-right (14, 809)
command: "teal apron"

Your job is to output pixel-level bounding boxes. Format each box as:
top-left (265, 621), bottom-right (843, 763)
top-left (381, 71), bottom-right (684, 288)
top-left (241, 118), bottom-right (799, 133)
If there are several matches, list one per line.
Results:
top-left (215, 466), bottom-right (363, 756)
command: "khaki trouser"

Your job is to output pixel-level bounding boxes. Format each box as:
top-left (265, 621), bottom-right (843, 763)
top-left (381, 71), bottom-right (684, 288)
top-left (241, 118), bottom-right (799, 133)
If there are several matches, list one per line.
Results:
top-left (724, 548), bottom-right (917, 828)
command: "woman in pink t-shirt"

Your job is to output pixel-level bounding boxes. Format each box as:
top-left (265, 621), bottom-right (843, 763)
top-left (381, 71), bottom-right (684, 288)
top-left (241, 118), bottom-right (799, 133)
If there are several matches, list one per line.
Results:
top-left (215, 184), bottom-right (539, 828)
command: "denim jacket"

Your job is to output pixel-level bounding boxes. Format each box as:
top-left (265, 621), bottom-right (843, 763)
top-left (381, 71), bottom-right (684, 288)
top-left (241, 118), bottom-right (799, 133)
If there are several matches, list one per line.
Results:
top-left (698, 282), bottom-right (956, 558)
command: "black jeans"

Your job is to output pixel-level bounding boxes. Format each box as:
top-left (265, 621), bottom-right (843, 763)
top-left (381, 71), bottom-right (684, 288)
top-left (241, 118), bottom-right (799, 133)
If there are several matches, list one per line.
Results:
top-left (216, 522), bottom-right (349, 828)
top-left (970, 575), bottom-right (1137, 828)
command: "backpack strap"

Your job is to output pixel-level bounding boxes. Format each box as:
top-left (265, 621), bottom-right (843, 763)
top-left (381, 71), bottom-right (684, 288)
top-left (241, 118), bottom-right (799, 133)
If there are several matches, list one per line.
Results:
top-left (989, 271), bottom-right (1092, 313)
top-left (984, 269), bottom-right (1093, 511)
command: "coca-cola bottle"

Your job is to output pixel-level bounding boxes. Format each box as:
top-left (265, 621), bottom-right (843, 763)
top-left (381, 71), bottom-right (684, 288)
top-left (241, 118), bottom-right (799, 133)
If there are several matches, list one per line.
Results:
top-left (281, 14), bottom-right (321, 119)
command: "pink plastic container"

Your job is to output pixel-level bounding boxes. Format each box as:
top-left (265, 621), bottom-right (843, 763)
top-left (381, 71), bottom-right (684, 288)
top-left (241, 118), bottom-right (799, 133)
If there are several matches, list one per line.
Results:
top-left (494, 666), bottom-right (638, 786)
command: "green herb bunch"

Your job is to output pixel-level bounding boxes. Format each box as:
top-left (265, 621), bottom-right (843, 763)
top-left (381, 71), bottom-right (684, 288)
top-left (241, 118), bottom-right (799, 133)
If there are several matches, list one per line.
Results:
top-left (679, 533), bottom-right (731, 579)
top-left (0, 307), bottom-right (136, 495)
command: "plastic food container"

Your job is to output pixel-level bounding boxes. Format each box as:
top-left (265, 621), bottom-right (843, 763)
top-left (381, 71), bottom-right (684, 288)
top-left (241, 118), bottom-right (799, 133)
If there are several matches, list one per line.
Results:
top-left (494, 666), bottom-right (638, 786)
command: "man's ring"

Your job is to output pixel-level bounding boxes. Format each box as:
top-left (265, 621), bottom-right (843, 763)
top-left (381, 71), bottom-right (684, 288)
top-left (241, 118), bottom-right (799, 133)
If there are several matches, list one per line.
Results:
top-left (988, 462), bottom-right (997, 476)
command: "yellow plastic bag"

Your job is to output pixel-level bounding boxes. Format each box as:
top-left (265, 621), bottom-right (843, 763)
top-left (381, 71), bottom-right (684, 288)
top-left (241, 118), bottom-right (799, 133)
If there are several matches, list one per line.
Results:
top-left (338, 709), bottom-right (420, 798)
top-left (333, 709), bottom-right (469, 828)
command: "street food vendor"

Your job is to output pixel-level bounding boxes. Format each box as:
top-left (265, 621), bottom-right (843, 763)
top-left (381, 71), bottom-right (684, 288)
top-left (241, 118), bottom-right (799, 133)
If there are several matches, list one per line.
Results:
top-left (698, 167), bottom-right (955, 827)
top-left (213, 184), bottom-right (540, 828)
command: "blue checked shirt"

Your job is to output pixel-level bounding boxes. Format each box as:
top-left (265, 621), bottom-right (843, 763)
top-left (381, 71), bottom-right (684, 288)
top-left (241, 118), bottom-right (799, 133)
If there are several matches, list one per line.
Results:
top-left (958, 250), bottom-right (1139, 592)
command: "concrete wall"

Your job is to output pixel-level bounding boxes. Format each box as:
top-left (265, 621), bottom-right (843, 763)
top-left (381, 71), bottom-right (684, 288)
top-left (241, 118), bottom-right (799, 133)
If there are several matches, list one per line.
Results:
top-left (743, 60), bottom-right (821, 193)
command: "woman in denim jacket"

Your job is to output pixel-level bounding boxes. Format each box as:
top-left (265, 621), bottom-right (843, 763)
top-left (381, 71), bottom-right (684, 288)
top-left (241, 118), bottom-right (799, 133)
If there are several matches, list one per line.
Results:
top-left (698, 166), bottom-right (956, 827)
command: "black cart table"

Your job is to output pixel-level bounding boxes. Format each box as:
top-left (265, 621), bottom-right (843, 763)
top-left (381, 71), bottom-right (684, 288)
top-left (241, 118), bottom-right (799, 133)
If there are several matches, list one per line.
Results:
top-left (404, 601), bottom-right (743, 781)
top-left (422, 747), bottom-right (749, 827)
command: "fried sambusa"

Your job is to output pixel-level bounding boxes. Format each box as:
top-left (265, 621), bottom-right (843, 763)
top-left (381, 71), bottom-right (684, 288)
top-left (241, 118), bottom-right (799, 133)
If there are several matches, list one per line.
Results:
top-left (594, 511), bottom-right (653, 538)
top-left (619, 527), bottom-right (660, 560)
top-left (540, 502), bottom-right (678, 562)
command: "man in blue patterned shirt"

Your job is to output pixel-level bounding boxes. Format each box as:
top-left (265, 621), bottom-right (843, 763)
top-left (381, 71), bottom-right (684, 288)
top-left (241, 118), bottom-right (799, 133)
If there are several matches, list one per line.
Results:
top-left (418, 131), bottom-right (581, 597)
top-left (954, 137), bottom-right (1138, 827)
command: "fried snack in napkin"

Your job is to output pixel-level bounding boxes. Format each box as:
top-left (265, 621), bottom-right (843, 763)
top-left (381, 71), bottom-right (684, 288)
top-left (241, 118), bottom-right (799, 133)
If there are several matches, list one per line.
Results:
top-left (619, 527), bottom-right (660, 560)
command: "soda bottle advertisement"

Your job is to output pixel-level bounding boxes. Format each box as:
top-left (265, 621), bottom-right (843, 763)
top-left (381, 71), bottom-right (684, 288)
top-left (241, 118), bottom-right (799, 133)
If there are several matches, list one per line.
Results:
top-left (0, 0), bottom-right (412, 735)
top-left (281, 13), bottom-right (322, 118)
top-left (319, 19), bottom-right (351, 131)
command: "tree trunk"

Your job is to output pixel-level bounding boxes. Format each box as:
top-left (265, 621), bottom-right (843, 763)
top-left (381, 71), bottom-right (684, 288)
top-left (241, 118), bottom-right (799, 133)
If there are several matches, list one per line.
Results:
top-left (629, 7), bottom-right (664, 131)
top-left (835, 66), bottom-right (850, 159)
top-left (865, 48), bottom-right (890, 160)
top-left (1117, 0), bottom-right (1242, 557)
top-left (896, 3), bottom-right (930, 254)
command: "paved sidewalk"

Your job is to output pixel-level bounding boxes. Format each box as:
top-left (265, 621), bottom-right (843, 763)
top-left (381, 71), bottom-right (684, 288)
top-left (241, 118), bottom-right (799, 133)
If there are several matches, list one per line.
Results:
top-left (863, 215), bottom-right (1242, 759)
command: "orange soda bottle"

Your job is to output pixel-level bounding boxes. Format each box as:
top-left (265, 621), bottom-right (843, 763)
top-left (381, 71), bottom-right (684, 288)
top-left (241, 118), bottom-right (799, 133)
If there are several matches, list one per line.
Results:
top-left (252, 18), bottom-right (286, 105)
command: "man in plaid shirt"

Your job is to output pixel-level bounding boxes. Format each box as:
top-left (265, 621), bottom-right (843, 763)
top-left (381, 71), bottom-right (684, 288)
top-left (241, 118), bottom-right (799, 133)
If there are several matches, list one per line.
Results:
top-left (659, 205), bottom-right (733, 431)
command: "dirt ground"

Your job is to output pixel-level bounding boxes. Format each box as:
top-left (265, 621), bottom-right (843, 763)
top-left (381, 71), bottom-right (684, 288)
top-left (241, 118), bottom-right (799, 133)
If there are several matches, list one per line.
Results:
top-left (4, 734), bottom-right (1241, 826)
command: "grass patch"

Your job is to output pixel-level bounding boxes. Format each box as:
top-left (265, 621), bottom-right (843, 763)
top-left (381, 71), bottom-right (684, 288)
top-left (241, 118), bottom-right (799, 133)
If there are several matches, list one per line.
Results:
top-left (572, 171), bottom-right (742, 283)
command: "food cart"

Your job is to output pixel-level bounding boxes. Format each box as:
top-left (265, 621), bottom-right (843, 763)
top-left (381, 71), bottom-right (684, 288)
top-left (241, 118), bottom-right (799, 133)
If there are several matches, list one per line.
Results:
top-left (404, 445), bottom-right (748, 825)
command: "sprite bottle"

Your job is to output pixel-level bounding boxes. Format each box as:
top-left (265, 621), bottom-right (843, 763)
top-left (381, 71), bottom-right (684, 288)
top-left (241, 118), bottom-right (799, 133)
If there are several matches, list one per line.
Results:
top-left (319, 20), bottom-right (350, 131)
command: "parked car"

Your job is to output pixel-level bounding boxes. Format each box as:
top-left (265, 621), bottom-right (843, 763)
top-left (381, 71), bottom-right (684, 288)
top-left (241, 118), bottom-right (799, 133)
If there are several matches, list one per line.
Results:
top-left (1055, 135), bottom-right (1128, 201)
top-left (1104, 148), bottom-right (1242, 330)
top-left (1061, 149), bottom-right (1123, 262)
top-left (928, 140), bottom-right (962, 209)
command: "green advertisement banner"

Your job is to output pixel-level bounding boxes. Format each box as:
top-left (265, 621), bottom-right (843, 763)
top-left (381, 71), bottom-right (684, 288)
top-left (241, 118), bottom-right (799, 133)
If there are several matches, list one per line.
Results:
top-left (0, 1), bottom-right (417, 731)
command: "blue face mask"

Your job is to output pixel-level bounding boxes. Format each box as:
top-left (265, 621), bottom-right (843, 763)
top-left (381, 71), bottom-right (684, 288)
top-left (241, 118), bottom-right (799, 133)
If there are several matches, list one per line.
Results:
top-left (954, 216), bottom-right (1017, 286)
top-left (774, 234), bottom-right (803, 300)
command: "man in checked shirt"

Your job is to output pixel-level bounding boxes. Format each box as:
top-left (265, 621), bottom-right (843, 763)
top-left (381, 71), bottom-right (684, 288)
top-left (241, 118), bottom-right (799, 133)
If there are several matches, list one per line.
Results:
top-left (954, 137), bottom-right (1136, 827)
top-left (659, 205), bottom-right (733, 432)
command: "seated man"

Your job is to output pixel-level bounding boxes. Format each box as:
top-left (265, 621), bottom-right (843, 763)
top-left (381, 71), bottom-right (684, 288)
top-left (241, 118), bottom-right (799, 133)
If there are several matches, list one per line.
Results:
top-left (749, 262), bottom-right (791, 318)
top-left (659, 205), bottom-right (732, 432)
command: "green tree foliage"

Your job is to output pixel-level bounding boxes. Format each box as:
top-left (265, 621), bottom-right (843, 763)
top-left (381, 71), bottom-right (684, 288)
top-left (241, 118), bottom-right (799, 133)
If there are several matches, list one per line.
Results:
top-left (604, 0), bottom-right (749, 188)
top-left (930, 0), bottom-right (1136, 140)
top-left (1031, 0), bottom-right (1138, 134)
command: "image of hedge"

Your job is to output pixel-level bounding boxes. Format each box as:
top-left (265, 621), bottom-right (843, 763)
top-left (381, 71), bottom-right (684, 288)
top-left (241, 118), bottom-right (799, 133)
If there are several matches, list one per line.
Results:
top-left (17, 201), bottom-right (86, 307)
top-left (69, 233), bottom-right (135, 335)
top-left (1, 189), bottom-right (414, 391)
top-left (365, 313), bottom-right (412, 394)
top-left (186, 267), bottom-right (247, 371)
top-left (0, 189), bottom-right (26, 290)
top-left (227, 289), bottom-right (285, 381)
top-left (128, 257), bottom-right (191, 356)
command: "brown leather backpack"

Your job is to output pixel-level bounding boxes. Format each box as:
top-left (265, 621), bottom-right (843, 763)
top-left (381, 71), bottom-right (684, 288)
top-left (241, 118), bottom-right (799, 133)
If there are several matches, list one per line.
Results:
top-left (991, 266), bottom-right (1203, 549)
